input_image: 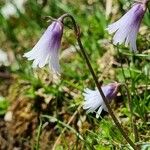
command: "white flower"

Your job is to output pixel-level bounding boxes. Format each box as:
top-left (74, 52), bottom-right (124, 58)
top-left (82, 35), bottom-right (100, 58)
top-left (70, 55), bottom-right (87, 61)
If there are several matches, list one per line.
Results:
top-left (23, 20), bottom-right (63, 74)
top-left (0, 49), bottom-right (10, 66)
top-left (107, 1), bottom-right (148, 51)
top-left (1, 0), bottom-right (26, 19)
top-left (83, 83), bottom-right (120, 118)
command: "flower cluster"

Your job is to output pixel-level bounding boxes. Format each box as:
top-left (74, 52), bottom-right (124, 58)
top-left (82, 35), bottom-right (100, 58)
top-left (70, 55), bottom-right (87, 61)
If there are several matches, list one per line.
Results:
top-left (24, 1), bottom-right (149, 75)
top-left (23, 0), bottom-right (149, 119)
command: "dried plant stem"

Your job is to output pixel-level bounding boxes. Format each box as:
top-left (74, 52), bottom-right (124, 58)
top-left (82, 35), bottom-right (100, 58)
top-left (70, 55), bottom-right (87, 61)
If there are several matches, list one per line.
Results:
top-left (52, 105), bottom-right (82, 150)
top-left (61, 13), bottom-right (137, 150)
top-left (105, 0), bottom-right (113, 18)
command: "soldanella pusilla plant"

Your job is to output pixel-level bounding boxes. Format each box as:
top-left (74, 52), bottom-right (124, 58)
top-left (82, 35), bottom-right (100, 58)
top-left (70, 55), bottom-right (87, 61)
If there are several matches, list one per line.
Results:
top-left (23, 0), bottom-right (150, 149)
top-left (1, 0), bottom-right (149, 149)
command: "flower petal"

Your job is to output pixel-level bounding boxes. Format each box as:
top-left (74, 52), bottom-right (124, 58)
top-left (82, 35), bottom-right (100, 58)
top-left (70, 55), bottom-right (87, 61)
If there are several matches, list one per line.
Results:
top-left (23, 20), bottom-right (63, 74)
top-left (83, 83), bottom-right (119, 118)
top-left (96, 106), bottom-right (103, 118)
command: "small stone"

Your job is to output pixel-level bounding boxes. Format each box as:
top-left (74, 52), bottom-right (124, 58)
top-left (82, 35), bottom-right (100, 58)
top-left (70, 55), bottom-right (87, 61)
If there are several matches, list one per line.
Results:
top-left (4, 111), bottom-right (13, 122)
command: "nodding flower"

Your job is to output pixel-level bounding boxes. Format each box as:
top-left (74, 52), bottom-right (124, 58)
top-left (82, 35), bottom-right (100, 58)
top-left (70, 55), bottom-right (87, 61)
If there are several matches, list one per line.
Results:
top-left (107, 0), bottom-right (149, 51)
top-left (83, 83), bottom-right (120, 118)
top-left (23, 17), bottom-right (64, 75)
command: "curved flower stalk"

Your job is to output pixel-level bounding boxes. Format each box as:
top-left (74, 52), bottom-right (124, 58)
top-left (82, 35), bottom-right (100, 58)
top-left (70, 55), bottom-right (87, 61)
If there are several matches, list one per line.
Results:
top-left (23, 18), bottom-right (64, 74)
top-left (107, 0), bottom-right (149, 51)
top-left (83, 83), bottom-right (120, 118)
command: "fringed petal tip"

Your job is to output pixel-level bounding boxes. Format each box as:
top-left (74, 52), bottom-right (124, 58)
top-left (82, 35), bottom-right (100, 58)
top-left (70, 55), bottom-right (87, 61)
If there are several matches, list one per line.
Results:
top-left (23, 52), bottom-right (30, 58)
top-left (106, 25), bottom-right (119, 34)
top-left (50, 68), bottom-right (61, 76)
top-left (49, 55), bottom-right (61, 75)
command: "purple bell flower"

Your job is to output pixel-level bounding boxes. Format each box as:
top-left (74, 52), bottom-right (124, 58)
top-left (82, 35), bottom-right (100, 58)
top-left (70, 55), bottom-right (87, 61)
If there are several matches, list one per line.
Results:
top-left (23, 19), bottom-right (63, 74)
top-left (83, 83), bottom-right (120, 118)
top-left (107, 0), bottom-right (148, 51)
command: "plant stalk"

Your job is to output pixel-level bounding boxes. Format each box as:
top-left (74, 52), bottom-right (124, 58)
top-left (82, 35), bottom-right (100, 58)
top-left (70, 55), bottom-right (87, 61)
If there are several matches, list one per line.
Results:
top-left (61, 13), bottom-right (137, 150)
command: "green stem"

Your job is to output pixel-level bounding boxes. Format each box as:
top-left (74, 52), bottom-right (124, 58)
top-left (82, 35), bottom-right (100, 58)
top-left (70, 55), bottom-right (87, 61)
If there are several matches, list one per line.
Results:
top-left (123, 84), bottom-right (139, 142)
top-left (117, 49), bottom-right (139, 142)
top-left (35, 118), bottom-right (43, 150)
